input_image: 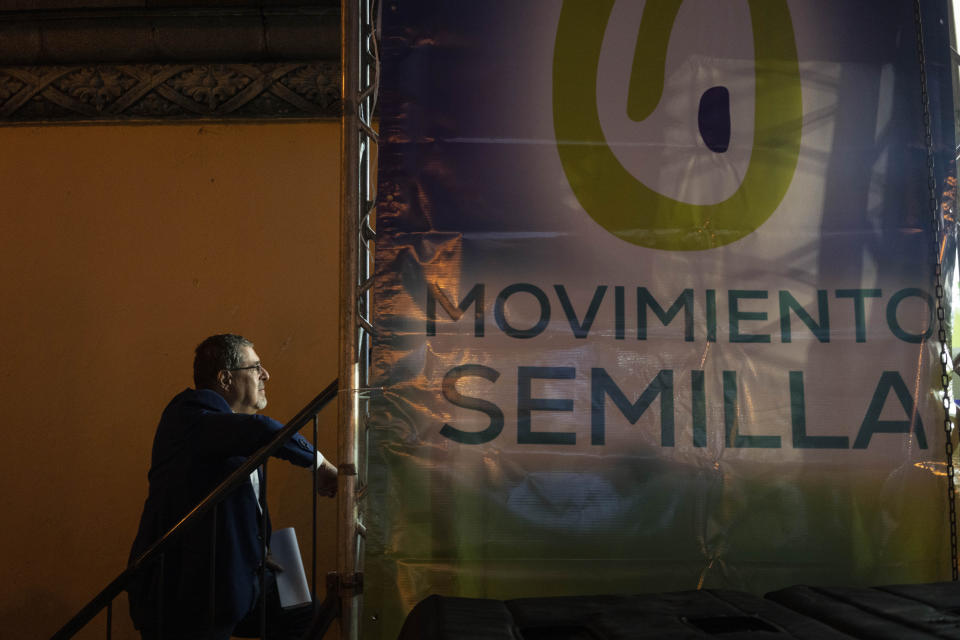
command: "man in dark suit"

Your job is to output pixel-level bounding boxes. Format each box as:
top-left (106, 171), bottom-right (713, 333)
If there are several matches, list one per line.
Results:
top-left (127, 334), bottom-right (337, 640)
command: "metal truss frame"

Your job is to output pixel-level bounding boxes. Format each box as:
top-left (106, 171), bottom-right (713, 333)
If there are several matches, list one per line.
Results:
top-left (339, 0), bottom-right (378, 637)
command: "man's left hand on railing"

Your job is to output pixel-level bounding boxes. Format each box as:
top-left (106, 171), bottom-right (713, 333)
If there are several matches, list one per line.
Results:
top-left (317, 457), bottom-right (338, 497)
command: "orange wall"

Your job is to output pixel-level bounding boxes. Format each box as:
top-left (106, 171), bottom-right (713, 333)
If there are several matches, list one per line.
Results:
top-left (0, 121), bottom-right (342, 639)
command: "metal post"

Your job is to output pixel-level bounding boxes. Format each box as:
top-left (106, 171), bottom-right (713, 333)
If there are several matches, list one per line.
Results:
top-left (313, 414), bottom-right (319, 598)
top-left (260, 464), bottom-right (268, 639)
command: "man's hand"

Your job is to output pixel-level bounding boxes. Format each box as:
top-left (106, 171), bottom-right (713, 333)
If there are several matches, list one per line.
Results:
top-left (265, 551), bottom-right (284, 573)
top-left (317, 457), bottom-right (338, 497)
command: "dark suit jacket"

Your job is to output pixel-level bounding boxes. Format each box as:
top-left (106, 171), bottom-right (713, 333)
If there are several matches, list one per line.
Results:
top-left (127, 388), bottom-right (315, 638)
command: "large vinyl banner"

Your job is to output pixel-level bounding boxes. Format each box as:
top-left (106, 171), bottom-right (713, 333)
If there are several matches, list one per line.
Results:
top-left (368, 1), bottom-right (957, 637)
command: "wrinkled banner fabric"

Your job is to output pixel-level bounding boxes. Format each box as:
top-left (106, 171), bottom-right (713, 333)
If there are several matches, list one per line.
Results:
top-left (368, 1), bottom-right (956, 637)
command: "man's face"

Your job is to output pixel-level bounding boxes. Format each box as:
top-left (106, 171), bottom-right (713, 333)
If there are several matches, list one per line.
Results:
top-left (221, 345), bottom-right (270, 414)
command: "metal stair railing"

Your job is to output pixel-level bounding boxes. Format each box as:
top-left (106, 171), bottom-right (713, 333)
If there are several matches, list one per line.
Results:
top-left (51, 378), bottom-right (340, 640)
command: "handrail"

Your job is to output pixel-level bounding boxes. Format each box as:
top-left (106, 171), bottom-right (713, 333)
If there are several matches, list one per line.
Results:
top-left (51, 378), bottom-right (340, 640)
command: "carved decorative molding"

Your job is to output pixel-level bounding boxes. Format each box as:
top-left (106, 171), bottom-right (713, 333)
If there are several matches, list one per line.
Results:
top-left (0, 61), bottom-right (340, 122)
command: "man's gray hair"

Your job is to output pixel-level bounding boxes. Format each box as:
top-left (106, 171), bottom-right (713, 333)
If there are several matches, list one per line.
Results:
top-left (193, 333), bottom-right (253, 389)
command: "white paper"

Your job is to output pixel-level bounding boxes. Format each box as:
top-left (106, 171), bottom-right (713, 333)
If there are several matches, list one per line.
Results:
top-left (270, 527), bottom-right (312, 609)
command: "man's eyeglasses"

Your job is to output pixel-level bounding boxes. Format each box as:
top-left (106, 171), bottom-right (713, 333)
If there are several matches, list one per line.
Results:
top-left (228, 362), bottom-right (265, 374)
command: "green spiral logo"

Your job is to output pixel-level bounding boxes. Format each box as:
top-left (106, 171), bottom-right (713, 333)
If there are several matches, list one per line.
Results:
top-left (553, 0), bottom-right (802, 251)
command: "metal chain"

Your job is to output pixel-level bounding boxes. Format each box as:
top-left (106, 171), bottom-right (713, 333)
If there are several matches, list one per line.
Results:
top-left (914, 0), bottom-right (959, 581)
